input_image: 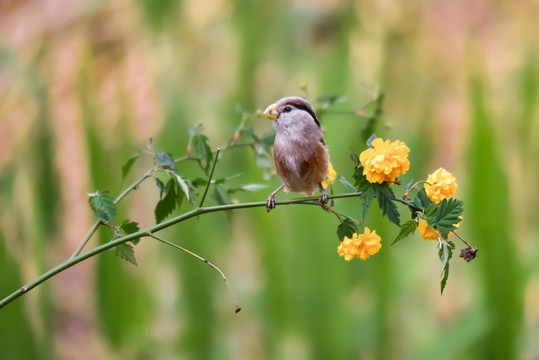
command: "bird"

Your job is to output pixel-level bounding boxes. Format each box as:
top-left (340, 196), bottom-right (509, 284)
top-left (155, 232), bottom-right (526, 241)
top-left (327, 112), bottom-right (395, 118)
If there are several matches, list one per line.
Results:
top-left (263, 96), bottom-right (329, 212)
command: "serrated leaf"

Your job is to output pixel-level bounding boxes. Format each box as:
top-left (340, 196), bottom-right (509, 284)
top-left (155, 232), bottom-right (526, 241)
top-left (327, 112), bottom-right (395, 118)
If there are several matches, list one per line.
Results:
top-left (366, 133), bottom-right (377, 148)
top-left (122, 150), bottom-right (142, 180)
top-left (413, 188), bottom-right (433, 212)
top-left (154, 152), bottom-right (177, 172)
top-left (337, 218), bottom-right (358, 241)
top-left (392, 220), bottom-right (417, 245)
top-left (439, 240), bottom-right (455, 294)
top-left (353, 167), bottom-right (378, 222)
top-left (337, 174), bottom-right (357, 193)
top-left (192, 134), bottom-right (212, 170)
top-left (428, 198), bottom-right (463, 238)
top-left (425, 203), bottom-right (437, 218)
top-left (88, 191), bottom-right (117, 224)
top-left (155, 179), bottom-right (177, 223)
top-left (171, 173), bottom-right (190, 201)
top-left (120, 220), bottom-right (140, 245)
top-left (376, 184), bottom-right (401, 227)
top-left (114, 243), bottom-right (138, 266)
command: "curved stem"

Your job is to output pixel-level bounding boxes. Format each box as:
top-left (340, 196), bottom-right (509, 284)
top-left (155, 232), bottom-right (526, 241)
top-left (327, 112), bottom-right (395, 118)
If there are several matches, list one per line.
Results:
top-left (148, 233), bottom-right (241, 313)
top-left (0, 191), bottom-right (362, 309)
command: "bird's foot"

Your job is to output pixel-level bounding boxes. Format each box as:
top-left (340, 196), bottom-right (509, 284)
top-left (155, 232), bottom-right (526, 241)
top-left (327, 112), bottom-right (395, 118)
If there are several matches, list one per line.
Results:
top-left (266, 194), bottom-right (276, 213)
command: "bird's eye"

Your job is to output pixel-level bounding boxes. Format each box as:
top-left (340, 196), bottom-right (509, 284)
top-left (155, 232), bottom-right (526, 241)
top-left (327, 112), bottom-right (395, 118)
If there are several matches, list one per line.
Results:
top-left (283, 105), bottom-right (292, 113)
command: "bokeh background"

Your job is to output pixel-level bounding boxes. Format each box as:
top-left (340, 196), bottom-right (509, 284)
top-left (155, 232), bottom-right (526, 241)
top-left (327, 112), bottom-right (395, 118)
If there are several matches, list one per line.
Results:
top-left (1, 0), bottom-right (538, 359)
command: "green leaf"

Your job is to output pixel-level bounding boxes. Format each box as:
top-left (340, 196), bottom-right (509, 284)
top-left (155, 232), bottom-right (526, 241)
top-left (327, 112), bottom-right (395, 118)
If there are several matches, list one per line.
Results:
top-left (154, 152), bottom-right (177, 172)
top-left (376, 184), bottom-right (401, 227)
top-left (413, 188), bottom-right (433, 212)
top-left (88, 191), bottom-right (117, 224)
top-left (337, 174), bottom-right (357, 193)
top-left (353, 167), bottom-right (378, 222)
top-left (439, 240), bottom-right (455, 294)
top-left (155, 178), bottom-right (166, 198)
top-left (353, 167), bottom-right (400, 226)
top-left (227, 183), bottom-right (268, 194)
top-left (349, 149), bottom-right (359, 167)
top-left (122, 150), bottom-right (142, 180)
top-left (425, 203), bottom-right (436, 218)
top-left (155, 179), bottom-right (177, 223)
top-left (192, 134), bottom-right (212, 170)
top-left (212, 188), bottom-right (228, 205)
top-left (171, 173), bottom-right (190, 201)
top-left (337, 218), bottom-right (358, 241)
top-left (427, 198), bottom-right (463, 238)
top-left (392, 220), bottom-right (417, 245)
top-left (114, 243), bottom-right (138, 266)
top-left (120, 220), bottom-right (140, 245)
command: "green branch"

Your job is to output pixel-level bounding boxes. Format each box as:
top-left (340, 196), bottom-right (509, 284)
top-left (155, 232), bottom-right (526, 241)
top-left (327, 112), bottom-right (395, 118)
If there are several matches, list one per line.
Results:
top-left (0, 192), bottom-right (362, 310)
top-left (70, 166), bottom-right (157, 259)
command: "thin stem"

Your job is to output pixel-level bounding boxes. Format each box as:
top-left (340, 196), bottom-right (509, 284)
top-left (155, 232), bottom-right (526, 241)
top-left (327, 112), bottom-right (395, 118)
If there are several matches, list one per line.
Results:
top-left (198, 149), bottom-right (221, 208)
top-left (452, 230), bottom-right (472, 248)
top-left (115, 166), bottom-right (157, 204)
top-left (394, 197), bottom-right (416, 209)
top-left (0, 191), bottom-right (362, 309)
top-left (148, 233), bottom-right (241, 313)
top-left (70, 166), bottom-right (157, 259)
top-left (70, 221), bottom-right (101, 259)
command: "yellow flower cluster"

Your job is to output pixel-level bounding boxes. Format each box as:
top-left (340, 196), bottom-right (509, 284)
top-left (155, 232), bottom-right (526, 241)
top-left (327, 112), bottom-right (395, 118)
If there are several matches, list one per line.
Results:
top-left (424, 167), bottom-right (458, 204)
top-left (321, 162), bottom-right (337, 189)
top-left (359, 138), bottom-right (410, 184)
top-left (337, 227), bottom-right (382, 261)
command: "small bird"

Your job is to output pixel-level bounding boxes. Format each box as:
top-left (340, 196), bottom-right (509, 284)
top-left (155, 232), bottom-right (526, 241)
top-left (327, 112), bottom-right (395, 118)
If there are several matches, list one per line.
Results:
top-left (263, 96), bottom-right (329, 212)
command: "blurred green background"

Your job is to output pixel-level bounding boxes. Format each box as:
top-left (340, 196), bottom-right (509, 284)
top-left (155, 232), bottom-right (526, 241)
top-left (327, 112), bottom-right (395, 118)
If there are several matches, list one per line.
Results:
top-left (1, 0), bottom-right (538, 359)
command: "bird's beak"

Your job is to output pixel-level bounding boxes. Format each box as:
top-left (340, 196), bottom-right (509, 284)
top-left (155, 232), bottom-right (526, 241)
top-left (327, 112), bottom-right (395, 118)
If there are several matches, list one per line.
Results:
top-left (263, 103), bottom-right (278, 120)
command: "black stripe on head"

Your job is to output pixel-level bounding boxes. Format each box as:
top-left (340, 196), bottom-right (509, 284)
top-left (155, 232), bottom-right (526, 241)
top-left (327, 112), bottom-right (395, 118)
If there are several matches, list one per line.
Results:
top-left (280, 97), bottom-right (321, 127)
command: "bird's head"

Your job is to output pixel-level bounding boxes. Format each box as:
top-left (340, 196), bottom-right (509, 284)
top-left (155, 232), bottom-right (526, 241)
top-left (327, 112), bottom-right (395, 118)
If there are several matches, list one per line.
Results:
top-left (263, 96), bottom-right (320, 127)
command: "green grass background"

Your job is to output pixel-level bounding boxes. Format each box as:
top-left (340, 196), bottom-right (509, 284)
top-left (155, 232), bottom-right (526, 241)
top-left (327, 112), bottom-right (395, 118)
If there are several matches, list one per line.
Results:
top-left (0, 1), bottom-right (538, 359)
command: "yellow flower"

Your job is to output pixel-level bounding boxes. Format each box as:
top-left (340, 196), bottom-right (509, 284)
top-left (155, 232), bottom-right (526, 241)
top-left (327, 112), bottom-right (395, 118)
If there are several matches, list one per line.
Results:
top-left (417, 220), bottom-right (439, 241)
top-left (418, 216), bottom-right (463, 241)
top-left (359, 138), bottom-right (410, 184)
top-left (424, 167), bottom-right (458, 204)
top-left (337, 227), bottom-right (382, 261)
top-left (321, 162), bottom-right (337, 189)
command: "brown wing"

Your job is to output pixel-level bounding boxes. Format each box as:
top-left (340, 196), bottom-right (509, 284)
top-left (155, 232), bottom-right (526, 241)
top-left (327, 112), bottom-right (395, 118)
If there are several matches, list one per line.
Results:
top-left (299, 139), bottom-right (329, 186)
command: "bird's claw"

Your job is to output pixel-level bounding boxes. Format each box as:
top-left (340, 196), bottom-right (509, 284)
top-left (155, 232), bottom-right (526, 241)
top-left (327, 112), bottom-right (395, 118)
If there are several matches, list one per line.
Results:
top-left (266, 195), bottom-right (276, 213)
